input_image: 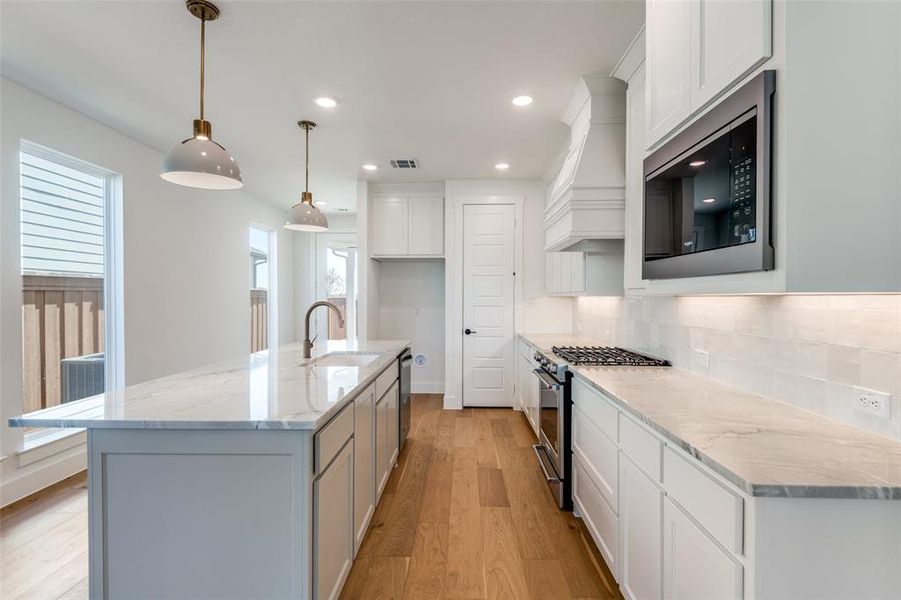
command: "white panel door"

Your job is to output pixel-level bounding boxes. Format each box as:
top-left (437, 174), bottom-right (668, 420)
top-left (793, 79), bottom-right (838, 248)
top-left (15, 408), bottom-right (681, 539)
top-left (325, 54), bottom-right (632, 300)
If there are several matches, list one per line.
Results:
top-left (370, 197), bottom-right (409, 256)
top-left (646, 0), bottom-right (692, 148)
top-left (663, 497), bottom-right (743, 600)
top-left (691, 0), bottom-right (772, 109)
top-left (620, 456), bottom-right (663, 600)
top-left (408, 197), bottom-right (445, 256)
top-left (462, 204), bottom-right (515, 407)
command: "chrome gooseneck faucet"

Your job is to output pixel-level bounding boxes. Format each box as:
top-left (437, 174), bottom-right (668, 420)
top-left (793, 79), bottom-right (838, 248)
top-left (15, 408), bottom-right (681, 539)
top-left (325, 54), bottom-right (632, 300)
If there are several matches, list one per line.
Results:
top-left (303, 301), bottom-right (345, 358)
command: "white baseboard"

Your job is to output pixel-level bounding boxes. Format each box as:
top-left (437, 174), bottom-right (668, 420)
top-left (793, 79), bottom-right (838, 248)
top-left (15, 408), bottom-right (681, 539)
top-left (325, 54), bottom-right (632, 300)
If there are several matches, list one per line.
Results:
top-left (0, 442), bottom-right (86, 507)
top-left (443, 394), bottom-right (462, 410)
top-left (411, 382), bottom-right (444, 394)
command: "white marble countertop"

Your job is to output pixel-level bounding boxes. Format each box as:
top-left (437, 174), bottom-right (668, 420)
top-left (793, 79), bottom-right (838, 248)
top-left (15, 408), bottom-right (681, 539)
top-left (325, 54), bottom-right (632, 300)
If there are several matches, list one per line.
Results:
top-left (9, 340), bottom-right (410, 432)
top-left (520, 333), bottom-right (901, 499)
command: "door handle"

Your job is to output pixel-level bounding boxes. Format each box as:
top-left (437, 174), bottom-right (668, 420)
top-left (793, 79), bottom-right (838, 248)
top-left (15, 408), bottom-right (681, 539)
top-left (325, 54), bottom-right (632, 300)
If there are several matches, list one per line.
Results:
top-left (464, 328), bottom-right (476, 335)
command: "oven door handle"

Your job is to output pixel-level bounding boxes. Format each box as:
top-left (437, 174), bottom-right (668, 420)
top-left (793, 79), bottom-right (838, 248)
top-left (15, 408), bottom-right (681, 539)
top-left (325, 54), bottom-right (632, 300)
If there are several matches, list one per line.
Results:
top-left (532, 444), bottom-right (561, 484)
top-left (533, 369), bottom-right (561, 391)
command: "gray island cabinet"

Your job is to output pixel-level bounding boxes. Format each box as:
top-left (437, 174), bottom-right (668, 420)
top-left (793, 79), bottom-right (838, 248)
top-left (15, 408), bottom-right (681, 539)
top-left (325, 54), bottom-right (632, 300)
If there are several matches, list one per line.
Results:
top-left (10, 340), bottom-right (410, 600)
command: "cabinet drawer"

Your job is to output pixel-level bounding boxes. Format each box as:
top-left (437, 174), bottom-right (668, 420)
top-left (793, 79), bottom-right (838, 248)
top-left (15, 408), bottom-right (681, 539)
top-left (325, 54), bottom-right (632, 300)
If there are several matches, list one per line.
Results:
top-left (664, 448), bottom-right (743, 555)
top-left (314, 402), bottom-right (354, 475)
top-left (620, 415), bottom-right (662, 482)
top-left (375, 362), bottom-right (398, 400)
top-left (574, 455), bottom-right (619, 575)
top-left (572, 376), bottom-right (618, 442)
top-left (573, 405), bottom-right (619, 511)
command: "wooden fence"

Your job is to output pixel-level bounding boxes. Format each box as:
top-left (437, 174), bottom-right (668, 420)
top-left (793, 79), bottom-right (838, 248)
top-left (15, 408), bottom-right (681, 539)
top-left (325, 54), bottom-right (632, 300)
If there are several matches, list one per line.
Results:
top-left (251, 289), bottom-right (268, 352)
top-left (328, 297), bottom-right (347, 340)
top-left (22, 275), bottom-right (104, 413)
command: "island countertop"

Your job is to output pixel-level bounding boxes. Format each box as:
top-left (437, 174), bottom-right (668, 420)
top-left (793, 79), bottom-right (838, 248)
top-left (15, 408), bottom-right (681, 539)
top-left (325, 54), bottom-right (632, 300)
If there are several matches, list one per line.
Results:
top-left (9, 340), bottom-right (410, 431)
top-left (520, 333), bottom-right (901, 500)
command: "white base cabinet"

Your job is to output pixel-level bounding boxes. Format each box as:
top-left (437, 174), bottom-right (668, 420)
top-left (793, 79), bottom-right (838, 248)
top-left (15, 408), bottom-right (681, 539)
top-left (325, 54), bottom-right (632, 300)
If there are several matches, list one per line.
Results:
top-left (516, 341), bottom-right (540, 438)
top-left (352, 384), bottom-right (376, 554)
top-left (314, 441), bottom-right (354, 600)
top-left (375, 379), bottom-right (399, 500)
top-left (619, 457), bottom-right (664, 600)
top-left (663, 497), bottom-right (742, 600)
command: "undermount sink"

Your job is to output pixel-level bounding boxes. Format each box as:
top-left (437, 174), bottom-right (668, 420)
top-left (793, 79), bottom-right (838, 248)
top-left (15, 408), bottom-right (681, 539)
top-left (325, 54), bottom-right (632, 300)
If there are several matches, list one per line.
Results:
top-left (302, 352), bottom-right (382, 368)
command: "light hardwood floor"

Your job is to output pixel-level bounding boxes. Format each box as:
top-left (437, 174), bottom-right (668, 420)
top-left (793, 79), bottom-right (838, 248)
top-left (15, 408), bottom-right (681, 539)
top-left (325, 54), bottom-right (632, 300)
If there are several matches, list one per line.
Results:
top-left (0, 395), bottom-right (621, 599)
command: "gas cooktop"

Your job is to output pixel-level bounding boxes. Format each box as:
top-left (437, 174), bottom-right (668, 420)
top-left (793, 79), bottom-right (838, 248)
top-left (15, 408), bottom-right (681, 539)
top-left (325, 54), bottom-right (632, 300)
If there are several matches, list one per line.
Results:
top-left (550, 346), bottom-right (671, 367)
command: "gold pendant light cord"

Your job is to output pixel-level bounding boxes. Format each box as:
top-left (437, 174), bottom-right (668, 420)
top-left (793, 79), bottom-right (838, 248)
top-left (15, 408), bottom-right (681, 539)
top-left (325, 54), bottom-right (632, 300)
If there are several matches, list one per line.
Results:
top-left (305, 125), bottom-right (310, 196)
top-left (199, 14), bottom-right (205, 121)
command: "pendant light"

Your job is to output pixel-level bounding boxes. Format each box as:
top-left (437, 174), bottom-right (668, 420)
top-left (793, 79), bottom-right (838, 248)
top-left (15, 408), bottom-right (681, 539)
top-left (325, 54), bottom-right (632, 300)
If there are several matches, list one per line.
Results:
top-left (285, 121), bottom-right (329, 232)
top-left (160, 0), bottom-right (242, 190)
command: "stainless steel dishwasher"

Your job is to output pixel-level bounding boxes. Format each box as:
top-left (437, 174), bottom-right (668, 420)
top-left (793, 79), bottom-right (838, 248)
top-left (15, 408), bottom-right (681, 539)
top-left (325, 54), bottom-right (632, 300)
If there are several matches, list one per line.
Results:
top-left (399, 350), bottom-right (412, 450)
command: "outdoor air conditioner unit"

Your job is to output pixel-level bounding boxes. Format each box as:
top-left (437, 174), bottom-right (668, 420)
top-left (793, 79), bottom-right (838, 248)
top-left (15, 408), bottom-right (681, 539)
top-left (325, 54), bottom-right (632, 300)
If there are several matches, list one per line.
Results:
top-left (61, 353), bottom-right (105, 403)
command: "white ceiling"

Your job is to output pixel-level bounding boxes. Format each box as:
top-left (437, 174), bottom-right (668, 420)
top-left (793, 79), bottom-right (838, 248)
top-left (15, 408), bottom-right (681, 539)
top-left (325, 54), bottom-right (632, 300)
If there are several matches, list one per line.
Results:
top-left (1, 0), bottom-right (644, 212)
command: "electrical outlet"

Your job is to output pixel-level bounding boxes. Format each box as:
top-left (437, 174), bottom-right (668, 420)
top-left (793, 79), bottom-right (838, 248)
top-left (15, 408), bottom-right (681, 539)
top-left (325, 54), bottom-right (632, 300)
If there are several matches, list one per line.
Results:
top-left (853, 386), bottom-right (892, 420)
top-left (692, 349), bottom-right (710, 370)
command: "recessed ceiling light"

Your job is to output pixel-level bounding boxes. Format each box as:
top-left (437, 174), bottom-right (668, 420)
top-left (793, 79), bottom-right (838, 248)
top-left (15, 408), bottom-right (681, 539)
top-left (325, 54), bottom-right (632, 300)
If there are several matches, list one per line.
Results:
top-left (703, 197), bottom-right (716, 203)
top-left (689, 160), bottom-right (707, 167)
top-left (362, 164), bottom-right (378, 171)
top-left (318, 200), bottom-right (328, 205)
top-left (512, 95), bottom-right (533, 107)
top-left (314, 96), bottom-right (338, 108)
top-left (495, 163), bottom-right (510, 170)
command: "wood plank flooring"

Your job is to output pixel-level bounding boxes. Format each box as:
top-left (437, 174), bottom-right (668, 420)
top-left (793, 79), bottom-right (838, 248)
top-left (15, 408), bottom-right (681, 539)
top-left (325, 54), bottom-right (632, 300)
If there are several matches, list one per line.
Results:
top-left (0, 395), bottom-right (621, 600)
top-left (341, 394), bottom-right (622, 600)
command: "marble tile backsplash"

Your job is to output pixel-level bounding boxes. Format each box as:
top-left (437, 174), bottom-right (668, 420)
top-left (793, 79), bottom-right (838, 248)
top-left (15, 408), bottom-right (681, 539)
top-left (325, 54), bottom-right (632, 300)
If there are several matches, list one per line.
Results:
top-left (573, 295), bottom-right (901, 440)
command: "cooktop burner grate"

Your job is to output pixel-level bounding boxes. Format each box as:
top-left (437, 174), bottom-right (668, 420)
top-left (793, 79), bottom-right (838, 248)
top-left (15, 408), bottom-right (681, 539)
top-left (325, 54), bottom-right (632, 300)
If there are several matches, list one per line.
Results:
top-left (551, 346), bottom-right (671, 367)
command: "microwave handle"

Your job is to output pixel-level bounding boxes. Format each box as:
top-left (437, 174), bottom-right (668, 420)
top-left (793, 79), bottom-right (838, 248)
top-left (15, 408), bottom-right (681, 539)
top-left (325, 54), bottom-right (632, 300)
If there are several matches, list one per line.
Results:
top-left (533, 369), bottom-right (561, 391)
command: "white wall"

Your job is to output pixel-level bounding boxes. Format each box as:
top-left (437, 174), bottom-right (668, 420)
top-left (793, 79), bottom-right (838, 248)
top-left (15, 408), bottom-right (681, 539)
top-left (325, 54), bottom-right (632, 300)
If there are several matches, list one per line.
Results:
top-left (574, 295), bottom-right (901, 440)
top-left (377, 261), bottom-right (445, 392)
top-left (1, 78), bottom-right (296, 505)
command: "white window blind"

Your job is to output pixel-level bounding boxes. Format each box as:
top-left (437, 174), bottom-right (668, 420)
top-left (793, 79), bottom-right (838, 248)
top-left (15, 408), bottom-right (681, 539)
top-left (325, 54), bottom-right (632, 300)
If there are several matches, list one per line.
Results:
top-left (20, 151), bottom-right (105, 276)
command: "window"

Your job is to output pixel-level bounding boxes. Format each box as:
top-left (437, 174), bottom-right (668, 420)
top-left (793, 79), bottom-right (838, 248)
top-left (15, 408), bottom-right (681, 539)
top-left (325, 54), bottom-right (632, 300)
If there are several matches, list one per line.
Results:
top-left (315, 234), bottom-right (357, 343)
top-left (249, 225), bottom-right (275, 352)
top-left (19, 142), bottom-right (123, 434)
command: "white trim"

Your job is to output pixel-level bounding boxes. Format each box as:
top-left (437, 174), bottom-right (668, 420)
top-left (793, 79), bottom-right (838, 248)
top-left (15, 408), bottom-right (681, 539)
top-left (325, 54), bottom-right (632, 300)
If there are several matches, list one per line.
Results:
top-left (1, 441), bottom-right (87, 507)
top-left (611, 25), bottom-right (647, 83)
top-left (20, 427), bottom-right (84, 462)
top-left (411, 382), bottom-right (444, 394)
top-left (17, 140), bottom-right (125, 417)
top-left (250, 222), bottom-right (279, 350)
top-left (445, 195), bottom-right (524, 410)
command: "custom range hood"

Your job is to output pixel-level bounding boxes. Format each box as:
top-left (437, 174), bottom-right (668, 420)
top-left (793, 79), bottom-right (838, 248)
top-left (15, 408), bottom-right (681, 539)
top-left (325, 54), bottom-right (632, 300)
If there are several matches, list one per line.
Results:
top-left (544, 77), bottom-right (626, 252)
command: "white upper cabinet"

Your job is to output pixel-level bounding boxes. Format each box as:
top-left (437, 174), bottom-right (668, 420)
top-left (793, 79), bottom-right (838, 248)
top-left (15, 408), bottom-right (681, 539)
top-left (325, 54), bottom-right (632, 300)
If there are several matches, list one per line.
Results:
top-left (546, 250), bottom-right (624, 297)
top-left (691, 0), bottom-right (773, 109)
top-left (408, 197), bottom-right (445, 255)
top-left (646, 0), bottom-right (772, 149)
top-left (645, 0), bottom-right (693, 148)
top-left (370, 197), bottom-right (409, 256)
top-left (370, 195), bottom-right (444, 258)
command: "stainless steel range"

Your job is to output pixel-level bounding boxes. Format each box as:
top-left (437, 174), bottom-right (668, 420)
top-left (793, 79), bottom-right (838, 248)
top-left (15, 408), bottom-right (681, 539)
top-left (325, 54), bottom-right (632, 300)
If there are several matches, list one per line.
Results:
top-left (531, 345), bottom-right (670, 510)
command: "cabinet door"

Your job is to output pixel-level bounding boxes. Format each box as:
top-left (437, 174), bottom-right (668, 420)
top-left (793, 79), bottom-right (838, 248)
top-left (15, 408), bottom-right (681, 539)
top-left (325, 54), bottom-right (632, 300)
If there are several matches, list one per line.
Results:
top-left (569, 252), bottom-right (586, 294)
top-left (574, 455), bottom-right (619, 578)
top-left (646, 0), bottom-right (692, 148)
top-left (314, 440), bottom-right (354, 600)
top-left (375, 391), bottom-right (390, 500)
top-left (620, 457), bottom-right (663, 600)
top-left (663, 498), bottom-right (742, 600)
top-left (624, 63), bottom-right (648, 290)
top-left (353, 385), bottom-right (375, 554)
top-left (408, 197), bottom-right (444, 256)
top-left (371, 197), bottom-right (409, 255)
top-left (386, 382), bottom-right (399, 468)
top-left (691, 0), bottom-right (772, 109)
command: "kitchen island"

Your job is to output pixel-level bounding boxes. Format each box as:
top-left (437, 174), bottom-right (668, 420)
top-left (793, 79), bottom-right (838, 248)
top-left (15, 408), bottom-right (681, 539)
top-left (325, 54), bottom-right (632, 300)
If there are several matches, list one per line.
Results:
top-left (10, 340), bottom-right (411, 600)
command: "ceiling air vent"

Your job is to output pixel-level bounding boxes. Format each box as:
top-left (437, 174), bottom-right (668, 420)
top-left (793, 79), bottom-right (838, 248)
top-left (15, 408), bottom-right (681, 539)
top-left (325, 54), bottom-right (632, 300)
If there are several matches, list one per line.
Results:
top-left (389, 159), bottom-right (419, 169)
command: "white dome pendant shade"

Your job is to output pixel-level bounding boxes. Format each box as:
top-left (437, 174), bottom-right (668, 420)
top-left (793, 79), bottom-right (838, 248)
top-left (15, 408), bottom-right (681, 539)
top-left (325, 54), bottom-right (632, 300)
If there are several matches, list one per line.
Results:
top-left (285, 121), bottom-right (329, 232)
top-left (160, 0), bottom-right (243, 190)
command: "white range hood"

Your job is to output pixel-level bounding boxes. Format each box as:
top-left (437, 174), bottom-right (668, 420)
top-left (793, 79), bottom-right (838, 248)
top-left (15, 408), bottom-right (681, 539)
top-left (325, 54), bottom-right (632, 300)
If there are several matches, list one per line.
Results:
top-left (545, 76), bottom-right (626, 252)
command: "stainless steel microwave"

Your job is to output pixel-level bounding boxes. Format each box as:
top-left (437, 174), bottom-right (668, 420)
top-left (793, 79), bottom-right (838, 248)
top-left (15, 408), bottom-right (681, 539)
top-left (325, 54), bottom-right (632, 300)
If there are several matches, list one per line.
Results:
top-left (643, 70), bottom-right (775, 280)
